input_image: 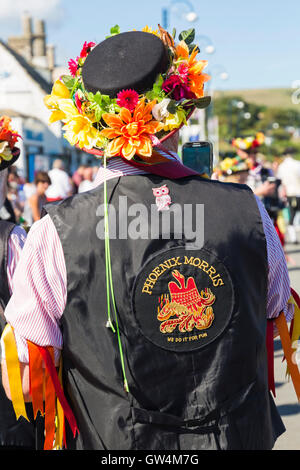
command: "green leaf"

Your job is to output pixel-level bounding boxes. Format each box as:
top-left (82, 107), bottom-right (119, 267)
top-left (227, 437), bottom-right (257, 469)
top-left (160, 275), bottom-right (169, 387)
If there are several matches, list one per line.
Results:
top-left (94, 107), bottom-right (102, 122)
top-left (146, 74), bottom-right (166, 101)
top-left (172, 28), bottom-right (176, 40)
top-left (86, 90), bottom-right (120, 122)
top-left (188, 43), bottom-right (200, 55)
top-left (178, 28), bottom-right (195, 45)
top-left (193, 96), bottom-right (212, 109)
top-left (167, 99), bottom-right (177, 114)
top-left (61, 75), bottom-right (76, 91)
top-left (111, 25), bottom-right (120, 35)
top-left (179, 96), bottom-right (211, 109)
top-left (106, 25), bottom-right (121, 38)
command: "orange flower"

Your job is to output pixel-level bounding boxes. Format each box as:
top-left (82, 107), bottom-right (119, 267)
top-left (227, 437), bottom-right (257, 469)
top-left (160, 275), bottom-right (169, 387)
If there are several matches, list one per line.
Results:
top-left (100, 99), bottom-right (164, 160)
top-left (0, 116), bottom-right (20, 149)
top-left (175, 41), bottom-right (210, 98)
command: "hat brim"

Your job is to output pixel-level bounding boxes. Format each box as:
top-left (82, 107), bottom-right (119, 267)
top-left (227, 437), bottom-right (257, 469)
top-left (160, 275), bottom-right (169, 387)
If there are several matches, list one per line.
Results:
top-left (0, 147), bottom-right (20, 171)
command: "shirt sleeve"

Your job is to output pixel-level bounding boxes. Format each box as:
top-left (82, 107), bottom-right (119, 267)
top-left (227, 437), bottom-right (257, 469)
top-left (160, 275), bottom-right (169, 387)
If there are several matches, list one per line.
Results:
top-left (255, 195), bottom-right (294, 321)
top-left (7, 225), bottom-right (27, 295)
top-left (2, 215), bottom-right (66, 363)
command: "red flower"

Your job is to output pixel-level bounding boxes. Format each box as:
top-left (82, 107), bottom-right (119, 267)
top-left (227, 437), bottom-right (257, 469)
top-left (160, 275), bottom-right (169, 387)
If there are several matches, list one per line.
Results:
top-left (74, 91), bottom-right (83, 114)
top-left (162, 75), bottom-right (196, 101)
top-left (68, 58), bottom-right (78, 77)
top-left (80, 41), bottom-right (96, 58)
top-left (177, 63), bottom-right (189, 83)
top-left (116, 89), bottom-right (139, 112)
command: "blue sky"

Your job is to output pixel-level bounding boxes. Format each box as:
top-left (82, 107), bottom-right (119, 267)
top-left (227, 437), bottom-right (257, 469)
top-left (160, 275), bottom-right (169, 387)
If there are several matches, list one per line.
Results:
top-left (1, 0), bottom-right (300, 91)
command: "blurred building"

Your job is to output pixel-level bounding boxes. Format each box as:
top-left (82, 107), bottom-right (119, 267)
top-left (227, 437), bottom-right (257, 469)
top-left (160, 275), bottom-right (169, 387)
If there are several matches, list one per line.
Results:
top-left (0, 15), bottom-right (88, 181)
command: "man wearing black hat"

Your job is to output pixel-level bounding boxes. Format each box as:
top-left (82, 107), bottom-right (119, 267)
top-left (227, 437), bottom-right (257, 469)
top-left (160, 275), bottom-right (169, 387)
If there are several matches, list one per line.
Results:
top-left (1, 28), bottom-right (296, 450)
top-left (0, 118), bottom-right (36, 449)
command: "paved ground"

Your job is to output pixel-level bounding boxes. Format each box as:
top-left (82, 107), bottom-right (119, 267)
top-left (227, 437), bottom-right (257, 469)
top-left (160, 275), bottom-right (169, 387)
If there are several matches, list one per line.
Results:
top-left (273, 243), bottom-right (300, 450)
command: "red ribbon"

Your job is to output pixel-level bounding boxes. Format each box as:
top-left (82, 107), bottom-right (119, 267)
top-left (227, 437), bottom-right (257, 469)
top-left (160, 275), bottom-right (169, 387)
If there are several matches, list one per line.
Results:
top-left (36, 346), bottom-right (79, 439)
top-left (291, 288), bottom-right (300, 308)
top-left (266, 320), bottom-right (276, 397)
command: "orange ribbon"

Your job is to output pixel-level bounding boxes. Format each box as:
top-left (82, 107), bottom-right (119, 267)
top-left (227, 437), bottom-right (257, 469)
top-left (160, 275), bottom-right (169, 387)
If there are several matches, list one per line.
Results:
top-left (28, 341), bottom-right (44, 419)
top-left (275, 311), bottom-right (300, 401)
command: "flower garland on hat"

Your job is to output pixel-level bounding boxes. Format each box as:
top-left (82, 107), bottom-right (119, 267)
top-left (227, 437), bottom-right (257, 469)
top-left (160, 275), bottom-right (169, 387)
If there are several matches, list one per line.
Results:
top-left (232, 132), bottom-right (265, 151)
top-left (0, 116), bottom-right (21, 164)
top-left (219, 156), bottom-right (250, 176)
top-left (44, 25), bottom-right (211, 161)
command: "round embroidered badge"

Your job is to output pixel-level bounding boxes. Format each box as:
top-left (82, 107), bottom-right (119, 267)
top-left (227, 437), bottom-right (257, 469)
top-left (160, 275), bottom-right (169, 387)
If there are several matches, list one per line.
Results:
top-left (132, 246), bottom-right (235, 352)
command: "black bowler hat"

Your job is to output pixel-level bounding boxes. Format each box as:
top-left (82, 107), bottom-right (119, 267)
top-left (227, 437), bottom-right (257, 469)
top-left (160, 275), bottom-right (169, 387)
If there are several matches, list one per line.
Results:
top-left (82, 31), bottom-right (170, 98)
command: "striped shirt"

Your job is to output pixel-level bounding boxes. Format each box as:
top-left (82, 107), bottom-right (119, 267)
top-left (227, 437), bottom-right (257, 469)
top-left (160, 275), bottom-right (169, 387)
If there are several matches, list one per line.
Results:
top-left (7, 225), bottom-right (27, 294)
top-left (2, 157), bottom-right (294, 363)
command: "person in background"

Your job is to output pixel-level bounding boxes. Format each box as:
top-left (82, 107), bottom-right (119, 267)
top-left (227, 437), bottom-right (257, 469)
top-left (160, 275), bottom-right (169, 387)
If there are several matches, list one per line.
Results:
top-left (219, 156), bottom-right (250, 184)
top-left (78, 166), bottom-right (94, 193)
top-left (22, 178), bottom-right (36, 201)
top-left (72, 165), bottom-right (87, 193)
top-left (276, 148), bottom-right (300, 244)
top-left (0, 115), bottom-right (36, 449)
top-left (46, 159), bottom-right (73, 202)
top-left (232, 134), bottom-right (277, 199)
top-left (23, 171), bottom-right (51, 226)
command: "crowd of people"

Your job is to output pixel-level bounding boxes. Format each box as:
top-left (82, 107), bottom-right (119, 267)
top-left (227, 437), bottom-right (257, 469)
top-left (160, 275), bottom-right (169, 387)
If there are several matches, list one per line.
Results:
top-left (213, 141), bottom-right (300, 257)
top-left (5, 159), bottom-right (98, 227)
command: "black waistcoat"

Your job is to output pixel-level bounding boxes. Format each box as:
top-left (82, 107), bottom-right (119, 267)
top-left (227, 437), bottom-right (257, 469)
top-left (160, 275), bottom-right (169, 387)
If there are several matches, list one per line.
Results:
top-left (0, 221), bottom-right (35, 448)
top-left (46, 174), bottom-right (285, 450)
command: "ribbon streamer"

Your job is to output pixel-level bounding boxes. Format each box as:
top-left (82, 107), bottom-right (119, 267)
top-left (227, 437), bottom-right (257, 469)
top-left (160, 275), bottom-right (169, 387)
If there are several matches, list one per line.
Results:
top-left (275, 311), bottom-right (300, 401)
top-left (43, 347), bottom-right (56, 450)
top-left (36, 345), bottom-right (79, 439)
top-left (28, 340), bottom-right (44, 418)
top-left (54, 358), bottom-right (65, 449)
top-left (289, 288), bottom-right (300, 349)
top-left (266, 320), bottom-right (275, 397)
top-left (1, 324), bottom-right (29, 421)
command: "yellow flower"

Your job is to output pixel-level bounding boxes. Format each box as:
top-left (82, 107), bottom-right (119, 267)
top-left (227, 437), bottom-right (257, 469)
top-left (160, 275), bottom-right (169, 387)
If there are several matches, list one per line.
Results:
top-left (256, 132), bottom-right (265, 145)
top-left (220, 158), bottom-right (233, 172)
top-left (44, 80), bottom-right (70, 123)
top-left (142, 26), bottom-right (160, 37)
top-left (163, 108), bottom-right (187, 131)
top-left (59, 100), bottom-right (105, 150)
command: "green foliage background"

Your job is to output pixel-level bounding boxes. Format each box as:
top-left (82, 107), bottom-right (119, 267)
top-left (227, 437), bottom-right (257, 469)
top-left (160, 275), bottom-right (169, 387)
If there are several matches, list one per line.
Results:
top-left (211, 90), bottom-right (300, 160)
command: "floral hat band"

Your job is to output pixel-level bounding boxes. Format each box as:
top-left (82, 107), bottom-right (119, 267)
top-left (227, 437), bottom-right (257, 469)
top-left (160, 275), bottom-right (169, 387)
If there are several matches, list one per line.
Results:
top-left (231, 132), bottom-right (265, 152)
top-left (219, 156), bottom-right (250, 176)
top-left (44, 25), bottom-right (211, 163)
top-left (0, 116), bottom-right (21, 171)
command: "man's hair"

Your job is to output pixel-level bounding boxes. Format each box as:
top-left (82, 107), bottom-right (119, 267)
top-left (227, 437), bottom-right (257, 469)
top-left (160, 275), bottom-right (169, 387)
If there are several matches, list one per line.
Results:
top-left (34, 171), bottom-right (51, 186)
top-left (52, 159), bottom-right (64, 170)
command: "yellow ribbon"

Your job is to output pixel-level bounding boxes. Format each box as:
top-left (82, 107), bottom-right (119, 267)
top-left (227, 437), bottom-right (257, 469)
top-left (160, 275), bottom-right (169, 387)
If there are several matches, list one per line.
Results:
top-left (288, 295), bottom-right (300, 349)
top-left (54, 357), bottom-right (64, 449)
top-left (1, 324), bottom-right (29, 421)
